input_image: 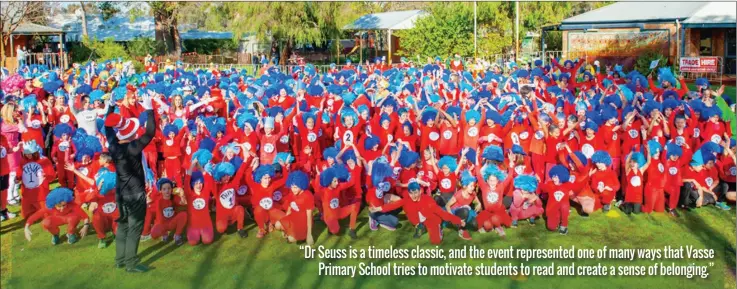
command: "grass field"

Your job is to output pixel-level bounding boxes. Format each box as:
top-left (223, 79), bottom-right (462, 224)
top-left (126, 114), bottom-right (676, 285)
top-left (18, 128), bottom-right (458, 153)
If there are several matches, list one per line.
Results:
top-left (1, 195), bottom-right (735, 289)
top-left (1, 84), bottom-right (735, 289)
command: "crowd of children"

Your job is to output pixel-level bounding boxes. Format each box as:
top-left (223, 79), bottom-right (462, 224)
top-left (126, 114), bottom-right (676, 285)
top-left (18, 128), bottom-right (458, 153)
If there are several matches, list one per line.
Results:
top-left (0, 55), bottom-right (735, 247)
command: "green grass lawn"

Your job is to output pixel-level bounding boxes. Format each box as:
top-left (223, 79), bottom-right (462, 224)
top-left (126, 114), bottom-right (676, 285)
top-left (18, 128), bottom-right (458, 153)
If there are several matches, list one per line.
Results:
top-left (1, 197), bottom-right (735, 289)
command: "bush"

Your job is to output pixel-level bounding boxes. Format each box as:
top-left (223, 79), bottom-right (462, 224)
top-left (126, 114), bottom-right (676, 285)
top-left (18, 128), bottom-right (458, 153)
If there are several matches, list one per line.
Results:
top-left (81, 36), bottom-right (131, 62)
top-left (126, 37), bottom-right (164, 57)
top-left (634, 50), bottom-right (668, 76)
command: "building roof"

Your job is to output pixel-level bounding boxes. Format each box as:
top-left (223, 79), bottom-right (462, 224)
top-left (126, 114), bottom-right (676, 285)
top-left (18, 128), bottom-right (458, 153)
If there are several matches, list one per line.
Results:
top-left (5, 22), bottom-right (64, 35)
top-left (682, 2), bottom-right (737, 28)
top-left (562, 2), bottom-right (707, 25)
top-left (47, 14), bottom-right (233, 42)
top-left (343, 10), bottom-right (428, 30)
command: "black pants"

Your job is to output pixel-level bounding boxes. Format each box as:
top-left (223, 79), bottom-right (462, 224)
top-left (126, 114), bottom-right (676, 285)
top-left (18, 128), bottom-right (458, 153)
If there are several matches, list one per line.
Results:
top-left (434, 192), bottom-right (454, 207)
top-left (115, 193), bottom-right (147, 269)
top-left (620, 202), bottom-right (641, 215)
top-left (452, 207), bottom-right (477, 230)
top-left (680, 183), bottom-right (718, 208)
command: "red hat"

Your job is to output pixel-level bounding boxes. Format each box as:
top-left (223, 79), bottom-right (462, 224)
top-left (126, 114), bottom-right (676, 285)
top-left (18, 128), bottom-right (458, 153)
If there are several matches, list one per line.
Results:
top-left (104, 113), bottom-right (140, 140)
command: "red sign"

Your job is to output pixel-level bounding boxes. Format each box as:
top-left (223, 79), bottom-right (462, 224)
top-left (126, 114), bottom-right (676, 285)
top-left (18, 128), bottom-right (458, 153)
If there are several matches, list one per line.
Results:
top-left (680, 57), bottom-right (719, 73)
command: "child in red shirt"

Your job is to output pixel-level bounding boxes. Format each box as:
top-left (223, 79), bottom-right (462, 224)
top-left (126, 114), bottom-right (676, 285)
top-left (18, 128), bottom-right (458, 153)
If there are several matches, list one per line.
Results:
top-left (24, 188), bottom-right (90, 245)
top-left (151, 178), bottom-right (188, 245)
top-left (274, 171), bottom-right (315, 244)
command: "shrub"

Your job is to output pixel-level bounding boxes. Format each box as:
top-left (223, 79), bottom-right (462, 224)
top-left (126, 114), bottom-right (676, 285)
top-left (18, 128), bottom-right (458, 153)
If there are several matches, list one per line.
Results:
top-left (634, 50), bottom-right (668, 76)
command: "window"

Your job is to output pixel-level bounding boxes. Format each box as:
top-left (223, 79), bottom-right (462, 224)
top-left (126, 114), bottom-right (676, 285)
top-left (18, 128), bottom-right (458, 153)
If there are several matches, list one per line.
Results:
top-left (699, 30), bottom-right (712, 56)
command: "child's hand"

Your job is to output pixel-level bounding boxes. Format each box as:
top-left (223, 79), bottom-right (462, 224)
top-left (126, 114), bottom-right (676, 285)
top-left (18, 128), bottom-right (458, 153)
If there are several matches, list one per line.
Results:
top-left (64, 163), bottom-right (75, 171)
top-left (80, 224), bottom-right (89, 238)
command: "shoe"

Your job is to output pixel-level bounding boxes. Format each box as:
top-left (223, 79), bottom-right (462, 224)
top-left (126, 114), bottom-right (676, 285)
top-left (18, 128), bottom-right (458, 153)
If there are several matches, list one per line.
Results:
top-left (161, 234), bottom-right (170, 242)
top-left (0, 215), bottom-right (5, 222)
top-left (140, 234), bottom-right (152, 242)
top-left (174, 235), bottom-right (184, 246)
top-left (7, 200), bottom-right (19, 206)
top-left (238, 229), bottom-right (248, 239)
top-left (496, 227), bottom-right (506, 238)
top-left (348, 229), bottom-right (357, 239)
top-left (716, 202), bottom-right (731, 211)
top-left (369, 216), bottom-right (378, 231)
top-left (51, 234), bottom-right (60, 245)
top-left (559, 226), bottom-right (568, 235)
top-left (478, 228), bottom-right (487, 234)
top-left (126, 264), bottom-right (149, 273)
top-left (603, 204), bottom-right (611, 212)
top-left (459, 230), bottom-right (472, 241)
top-left (580, 212), bottom-right (589, 218)
top-left (529, 217), bottom-right (536, 226)
top-left (379, 224), bottom-right (396, 231)
top-left (614, 200), bottom-right (623, 207)
top-left (115, 263), bottom-right (125, 269)
top-left (98, 239), bottom-right (107, 249)
top-left (668, 209), bottom-right (680, 218)
top-left (256, 230), bottom-right (266, 239)
top-left (413, 226), bottom-right (422, 239)
top-left (511, 220), bottom-right (518, 228)
top-left (67, 234), bottom-right (78, 244)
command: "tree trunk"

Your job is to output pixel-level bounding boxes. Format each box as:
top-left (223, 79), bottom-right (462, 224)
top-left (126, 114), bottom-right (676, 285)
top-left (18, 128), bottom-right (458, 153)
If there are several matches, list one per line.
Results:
top-left (80, 2), bottom-right (89, 37)
top-left (170, 17), bottom-right (181, 57)
top-left (154, 10), bottom-right (174, 55)
top-left (280, 38), bottom-right (292, 65)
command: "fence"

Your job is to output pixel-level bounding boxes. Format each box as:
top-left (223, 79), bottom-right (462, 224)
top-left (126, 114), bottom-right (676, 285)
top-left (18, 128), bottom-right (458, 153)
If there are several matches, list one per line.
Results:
top-left (5, 52), bottom-right (69, 72)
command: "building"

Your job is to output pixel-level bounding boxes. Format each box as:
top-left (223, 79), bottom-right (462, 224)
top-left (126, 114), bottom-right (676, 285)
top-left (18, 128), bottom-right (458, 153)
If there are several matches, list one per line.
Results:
top-left (343, 10), bottom-right (428, 64)
top-left (556, 2), bottom-right (735, 75)
top-left (3, 22), bottom-right (67, 71)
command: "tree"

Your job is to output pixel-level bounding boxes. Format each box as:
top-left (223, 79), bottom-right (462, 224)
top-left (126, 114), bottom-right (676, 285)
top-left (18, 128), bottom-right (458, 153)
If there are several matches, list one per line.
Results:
top-left (97, 2), bottom-right (120, 21)
top-left (221, 2), bottom-right (351, 65)
top-left (79, 2), bottom-right (89, 37)
top-left (0, 2), bottom-right (49, 67)
top-left (149, 2), bottom-right (183, 57)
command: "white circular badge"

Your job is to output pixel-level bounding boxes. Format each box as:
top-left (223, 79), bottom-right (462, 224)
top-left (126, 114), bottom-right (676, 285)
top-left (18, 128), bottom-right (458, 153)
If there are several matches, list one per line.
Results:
top-left (259, 197), bottom-right (273, 210)
top-left (102, 202), bottom-right (117, 214)
top-left (163, 207), bottom-right (175, 218)
top-left (192, 198), bottom-right (206, 210)
top-left (219, 189), bottom-right (235, 209)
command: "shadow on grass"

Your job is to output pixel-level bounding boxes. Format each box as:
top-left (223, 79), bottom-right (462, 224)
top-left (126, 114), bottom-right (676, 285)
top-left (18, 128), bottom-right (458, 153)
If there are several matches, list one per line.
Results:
top-left (677, 208), bottom-right (736, 277)
top-left (189, 238), bottom-right (225, 289)
top-left (0, 220), bottom-right (24, 236)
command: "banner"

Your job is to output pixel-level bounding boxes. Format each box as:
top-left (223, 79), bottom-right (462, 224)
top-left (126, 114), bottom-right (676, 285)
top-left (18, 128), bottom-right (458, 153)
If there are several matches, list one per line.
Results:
top-left (567, 30), bottom-right (670, 69)
top-left (679, 57), bottom-right (719, 73)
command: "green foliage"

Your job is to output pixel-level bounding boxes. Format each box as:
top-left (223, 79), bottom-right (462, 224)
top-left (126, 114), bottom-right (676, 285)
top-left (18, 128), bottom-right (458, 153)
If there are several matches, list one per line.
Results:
top-left (126, 37), bottom-right (164, 57)
top-left (97, 2), bottom-right (120, 21)
top-left (80, 36), bottom-right (131, 62)
top-left (182, 39), bottom-right (239, 54)
top-left (634, 50), bottom-right (669, 76)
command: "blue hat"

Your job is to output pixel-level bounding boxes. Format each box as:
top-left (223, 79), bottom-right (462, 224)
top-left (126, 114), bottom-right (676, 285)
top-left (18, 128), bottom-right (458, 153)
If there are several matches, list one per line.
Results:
top-left (438, 156), bottom-right (457, 171)
top-left (591, 151), bottom-right (612, 166)
top-left (460, 170), bottom-right (476, 187)
top-left (482, 164), bottom-right (507, 181)
top-left (482, 145), bottom-right (504, 162)
top-left (45, 188), bottom-right (74, 209)
top-left (548, 165), bottom-right (570, 183)
top-left (513, 175), bottom-right (538, 192)
top-left (253, 165), bottom-right (276, 183)
top-left (511, 144), bottom-right (526, 156)
top-left (286, 171), bottom-right (310, 190)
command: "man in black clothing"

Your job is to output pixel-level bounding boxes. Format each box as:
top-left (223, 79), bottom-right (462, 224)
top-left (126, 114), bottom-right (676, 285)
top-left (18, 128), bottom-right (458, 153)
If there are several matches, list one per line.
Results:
top-left (105, 94), bottom-right (155, 273)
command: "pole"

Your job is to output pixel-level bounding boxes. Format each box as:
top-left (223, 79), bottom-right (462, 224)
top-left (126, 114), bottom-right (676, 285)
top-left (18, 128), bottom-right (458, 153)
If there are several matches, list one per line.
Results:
top-left (515, 0), bottom-right (519, 63)
top-left (360, 32), bottom-right (363, 64)
top-left (675, 19), bottom-right (680, 69)
top-left (474, 1), bottom-right (477, 60)
top-left (388, 29), bottom-right (392, 65)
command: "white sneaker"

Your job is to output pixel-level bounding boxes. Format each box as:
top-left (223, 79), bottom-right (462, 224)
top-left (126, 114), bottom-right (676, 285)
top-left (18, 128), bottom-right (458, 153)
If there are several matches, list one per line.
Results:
top-left (478, 228), bottom-right (487, 234)
top-left (140, 234), bottom-right (152, 242)
top-left (6, 211), bottom-right (16, 219)
top-left (7, 199), bottom-right (19, 206)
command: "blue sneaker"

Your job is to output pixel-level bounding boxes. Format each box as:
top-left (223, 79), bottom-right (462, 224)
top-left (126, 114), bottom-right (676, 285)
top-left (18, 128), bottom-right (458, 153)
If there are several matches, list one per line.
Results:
top-left (716, 202), bottom-right (731, 211)
top-left (67, 234), bottom-right (78, 244)
top-left (529, 217), bottom-right (536, 226)
top-left (51, 235), bottom-right (60, 245)
top-left (511, 220), bottom-right (518, 228)
top-left (369, 216), bottom-right (378, 231)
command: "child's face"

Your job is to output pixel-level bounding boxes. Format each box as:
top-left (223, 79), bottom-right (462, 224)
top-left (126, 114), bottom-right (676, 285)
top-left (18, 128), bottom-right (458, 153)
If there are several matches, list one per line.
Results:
top-left (194, 180), bottom-right (204, 192)
top-left (346, 159), bottom-right (355, 168)
top-left (291, 185), bottom-right (302, 195)
top-left (442, 166), bottom-right (450, 175)
top-left (486, 119), bottom-right (494, 126)
top-left (306, 118), bottom-right (315, 129)
top-left (409, 190), bottom-right (421, 202)
top-left (54, 201), bottom-right (67, 211)
top-left (552, 176), bottom-right (560, 185)
top-left (330, 178), bottom-right (339, 189)
top-left (168, 132), bottom-right (176, 139)
top-left (403, 126), bottom-right (410, 135)
top-left (161, 184), bottom-right (172, 199)
top-left (468, 119), bottom-right (477, 126)
top-left (669, 155), bottom-right (678, 161)
top-left (675, 118), bottom-right (686, 128)
top-left (596, 163), bottom-right (607, 170)
top-left (586, 128), bottom-right (594, 137)
top-left (61, 133), bottom-right (69, 140)
top-left (381, 119), bottom-right (390, 129)
top-left (550, 128), bottom-right (560, 137)
top-left (260, 175), bottom-right (271, 187)
top-left (264, 127), bottom-right (273, 135)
